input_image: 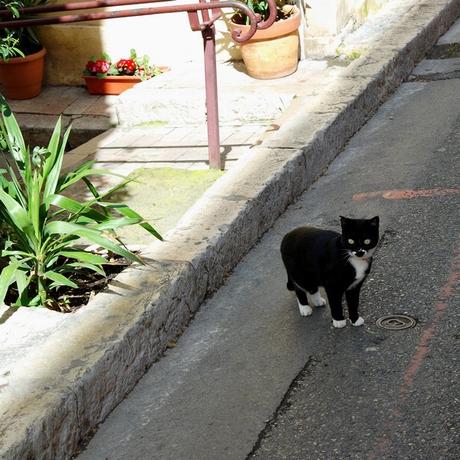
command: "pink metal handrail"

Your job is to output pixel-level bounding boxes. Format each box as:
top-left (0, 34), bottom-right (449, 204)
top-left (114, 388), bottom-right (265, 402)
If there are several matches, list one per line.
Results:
top-left (0, 0), bottom-right (277, 168)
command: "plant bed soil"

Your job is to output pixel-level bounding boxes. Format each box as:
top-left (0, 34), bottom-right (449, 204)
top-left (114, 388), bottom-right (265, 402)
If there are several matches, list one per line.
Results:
top-left (4, 252), bottom-right (134, 313)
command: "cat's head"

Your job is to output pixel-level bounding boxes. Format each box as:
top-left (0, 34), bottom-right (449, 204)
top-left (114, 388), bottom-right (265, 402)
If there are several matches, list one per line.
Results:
top-left (340, 216), bottom-right (379, 259)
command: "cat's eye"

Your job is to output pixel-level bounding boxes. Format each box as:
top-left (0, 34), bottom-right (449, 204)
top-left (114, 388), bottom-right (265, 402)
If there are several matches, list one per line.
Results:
top-left (348, 239), bottom-right (355, 245)
top-left (364, 239), bottom-right (371, 245)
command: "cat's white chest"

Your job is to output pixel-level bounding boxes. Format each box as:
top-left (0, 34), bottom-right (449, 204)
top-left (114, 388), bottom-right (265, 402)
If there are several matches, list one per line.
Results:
top-left (347, 256), bottom-right (369, 290)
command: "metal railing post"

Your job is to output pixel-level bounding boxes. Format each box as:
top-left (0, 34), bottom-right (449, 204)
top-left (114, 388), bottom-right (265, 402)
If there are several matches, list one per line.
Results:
top-left (202, 24), bottom-right (221, 169)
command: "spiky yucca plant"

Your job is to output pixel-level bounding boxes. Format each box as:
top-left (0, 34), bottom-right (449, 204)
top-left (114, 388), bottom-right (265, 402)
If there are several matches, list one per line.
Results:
top-left (0, 95), bottom-right (161, 309)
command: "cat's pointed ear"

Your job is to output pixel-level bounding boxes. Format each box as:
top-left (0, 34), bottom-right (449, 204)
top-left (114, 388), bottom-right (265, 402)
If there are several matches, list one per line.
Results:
top-left (370, 216), bottom-right (379, 227)
top-left (339, 216), bottom-right (349, 231)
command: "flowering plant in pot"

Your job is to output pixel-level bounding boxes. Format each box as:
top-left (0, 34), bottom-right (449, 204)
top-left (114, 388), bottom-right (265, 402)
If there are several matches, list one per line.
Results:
top-left (229, 0), bottom-right (301, 79)
top-left (0, 0), bottom-right (48, 99)
top-left (83, 49), bottom-right (165, 96)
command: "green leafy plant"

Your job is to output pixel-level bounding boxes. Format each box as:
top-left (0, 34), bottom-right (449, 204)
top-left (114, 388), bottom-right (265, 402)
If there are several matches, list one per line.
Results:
top-left (0, 33), bottom-right (23, 60)
top-left (0, 95), bottom-right (162, 310)
top-left (232, 0), bottom-right (296, 25)
top-left (0, 0), bottom-right (47, 60)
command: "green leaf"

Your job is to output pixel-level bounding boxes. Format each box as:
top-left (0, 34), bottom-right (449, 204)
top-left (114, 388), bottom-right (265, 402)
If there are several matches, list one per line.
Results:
top-left (0, 250), bottom-right (33, 259)
top-left (45, 221), bottom-right (142, 263)
top-left (0, 95), bottom-right (26, 164)
top-left (82, 176), bottom-right (103, 201)
top-left (101, 202), bottom-right (163, 241)
top-left (47, 194), bottom-right (108, 224)
top-left (0, 259), bottom-right (20, 304)
top-left (15, 268), bottom-right (31, 301)
top-left (47, 194), bottom-right (86, 213)
top-left (94, 216), bottom-right (141, 231)
top-left (0, 188), bottom-right (34, 239)
top-left (58, 164), bottom-right (122, 192)
top-left (44, 123), bottom-right (71, 199)
top-left (44, 271), bottom-right (78, 289)
top-left (2, 163), bottom-right (27, 208)
top-left (62, 262), bottom-right (105, 276)
top-left (58, 159), bottom-right (94, 187)
top-left (46, 116), bottom-right (62, 164)
top-left (59, 250), bottom-right (108, 266)
top-left (29, 170), bottom-right (42, 241)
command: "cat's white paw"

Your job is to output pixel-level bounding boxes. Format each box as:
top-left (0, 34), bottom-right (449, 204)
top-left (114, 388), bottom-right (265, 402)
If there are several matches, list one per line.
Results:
top-left (297, 300), bottom-right (313, 316)
top-left (351, 316), bottom-right (365, 327)
top-left (307, 291), bottom-right (326, 307)
top-left (316, 296), bottom-right (327, 307)
top-left (332, 319), bottom-right (347, 328)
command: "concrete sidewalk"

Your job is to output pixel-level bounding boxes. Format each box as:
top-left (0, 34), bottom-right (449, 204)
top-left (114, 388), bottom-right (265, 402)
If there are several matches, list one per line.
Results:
top-left (1, 0), bottom-right (460, 458)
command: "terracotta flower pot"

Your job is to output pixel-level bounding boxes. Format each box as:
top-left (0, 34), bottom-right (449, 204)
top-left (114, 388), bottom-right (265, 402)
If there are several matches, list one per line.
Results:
top-left (230, 8), bottom-right (301, 79)
top-left (0, 47), bottom-right (46, 99)
top-left (83, 75), bottom-right (142, 95)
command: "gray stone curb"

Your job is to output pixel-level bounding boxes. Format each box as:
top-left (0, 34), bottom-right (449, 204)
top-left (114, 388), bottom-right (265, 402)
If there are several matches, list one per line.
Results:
top-left (1, 1), bottom-right (459, 458)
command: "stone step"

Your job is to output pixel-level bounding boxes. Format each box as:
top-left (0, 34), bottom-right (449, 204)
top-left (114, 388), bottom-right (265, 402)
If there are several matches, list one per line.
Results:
top-left (115, 60), bottom-right (330, 127)
top-left (116, 88), bottom-right (295, 127)
top-left (411, 57), bottom-right (460, 80)
top-left (428, 16), bottom-right (460, 58)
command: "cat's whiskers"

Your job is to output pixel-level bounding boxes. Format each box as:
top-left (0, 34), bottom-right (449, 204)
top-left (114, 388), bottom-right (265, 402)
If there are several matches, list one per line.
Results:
top-left (339, 249), bottom-right (353, 262)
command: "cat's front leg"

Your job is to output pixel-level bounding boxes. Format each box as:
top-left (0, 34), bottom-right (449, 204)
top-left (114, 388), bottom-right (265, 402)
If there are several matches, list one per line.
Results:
top-left (294, 289), bottom-right (313, 316)
top-left (325, 287), bottom-right (346, 328)
top-left (345, 286), bottom-right (364, 326)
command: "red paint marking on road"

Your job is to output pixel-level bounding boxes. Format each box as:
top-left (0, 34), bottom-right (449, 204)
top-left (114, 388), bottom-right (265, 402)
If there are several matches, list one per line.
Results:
top-left (400, 325), bottom-right (435, 394)
top-left (353, 188), bottom-right (460, 201)
top-left (401, 244), bottom-right (460, 397)
top-left (369, 240), bottom-right (460, 459)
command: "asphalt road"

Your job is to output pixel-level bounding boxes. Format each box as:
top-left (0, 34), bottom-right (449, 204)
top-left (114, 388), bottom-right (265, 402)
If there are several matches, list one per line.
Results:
top-left (249, 78), bottom-right (460, 459)
top-left (79, 51), bottom-right (460, 460)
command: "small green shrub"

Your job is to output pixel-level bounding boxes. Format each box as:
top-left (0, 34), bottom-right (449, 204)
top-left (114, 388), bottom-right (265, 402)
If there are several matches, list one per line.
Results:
top-left (232, 0), bottom-right (296, 24)
top-left (0, 95), bottom-right (162, 309)
top-left (0, 0), bottom-right (48, 59)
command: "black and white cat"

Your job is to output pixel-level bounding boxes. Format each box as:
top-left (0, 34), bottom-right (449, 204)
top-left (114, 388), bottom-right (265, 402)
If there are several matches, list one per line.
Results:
top-left (280, 216), bottom-right (379, 328)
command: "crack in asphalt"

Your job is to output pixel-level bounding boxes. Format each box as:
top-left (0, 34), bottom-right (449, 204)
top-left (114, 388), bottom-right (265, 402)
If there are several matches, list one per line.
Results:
top-left (246, 356), bottom-right (320, 459)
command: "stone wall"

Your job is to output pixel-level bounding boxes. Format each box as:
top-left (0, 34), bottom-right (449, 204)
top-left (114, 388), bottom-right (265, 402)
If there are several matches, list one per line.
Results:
top-left (303, 0), bottom-right (389, 56)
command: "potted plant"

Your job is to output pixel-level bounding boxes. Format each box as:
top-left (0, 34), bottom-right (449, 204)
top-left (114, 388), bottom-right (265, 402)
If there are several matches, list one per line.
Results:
top-left (0, 0), bottom-right (48, 99)
top-left (229, 0), bottom-right (301, 79)
top-left (83, 49), bottom-right (166, 96)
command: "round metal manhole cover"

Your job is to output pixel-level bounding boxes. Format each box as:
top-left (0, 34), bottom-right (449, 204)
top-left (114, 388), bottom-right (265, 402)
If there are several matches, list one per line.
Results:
top-left (376, 314), bottom-right (417, 330)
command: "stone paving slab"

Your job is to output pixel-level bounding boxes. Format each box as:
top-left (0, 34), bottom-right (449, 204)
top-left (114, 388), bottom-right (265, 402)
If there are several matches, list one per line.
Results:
top-left (429, 16), bottom-right (460, 57)
top-left (412, 57), bottom-right (460, 79)
top-left (1, 1), bottom-right (459, 458)
top-left (437, 15), bottom-right (460, 43)
top-left (7, 87), bottom-right (117, 149)
top-left (60, 123), bottom-right (268, 170)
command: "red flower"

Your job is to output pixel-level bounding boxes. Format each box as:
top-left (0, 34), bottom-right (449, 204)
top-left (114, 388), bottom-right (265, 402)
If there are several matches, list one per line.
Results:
top-left (115, 58), bottom-right (138, 76)
top-left (85, 60), bottom-right (98, 74)
top-left (95, 59), bottom-right (111, 74)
